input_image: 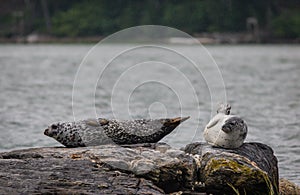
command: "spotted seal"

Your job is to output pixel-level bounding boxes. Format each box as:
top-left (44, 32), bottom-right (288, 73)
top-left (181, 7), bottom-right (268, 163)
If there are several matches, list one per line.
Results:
top-left (44, 116), bottom-right (190, 147)
top-left (203, 104), bottom-right (247, 149)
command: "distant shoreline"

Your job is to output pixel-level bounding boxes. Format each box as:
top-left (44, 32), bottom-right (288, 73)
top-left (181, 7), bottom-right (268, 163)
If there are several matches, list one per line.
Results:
top-left (0, 32), bottom-right (299, 44)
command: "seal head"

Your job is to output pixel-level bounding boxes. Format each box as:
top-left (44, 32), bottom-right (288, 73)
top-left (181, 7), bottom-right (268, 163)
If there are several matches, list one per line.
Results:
top-left (44, 123), bottom-right (60, 138)
top-left (44, 122), bottom-right (85, 147)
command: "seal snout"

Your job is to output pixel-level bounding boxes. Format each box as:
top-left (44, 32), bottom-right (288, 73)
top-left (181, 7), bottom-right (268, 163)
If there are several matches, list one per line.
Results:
top-left (44, 124), bottom-right (59, 137)
top-left (221, 124), bottom-right (232, 133)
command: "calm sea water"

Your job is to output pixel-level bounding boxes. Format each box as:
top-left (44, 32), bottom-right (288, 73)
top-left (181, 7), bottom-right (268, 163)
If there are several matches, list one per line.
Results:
top-left (0, 44), bottom-right (299, 185)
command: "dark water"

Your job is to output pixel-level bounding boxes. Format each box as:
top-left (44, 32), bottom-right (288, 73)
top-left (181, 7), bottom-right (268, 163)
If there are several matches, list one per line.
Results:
top-left (0, 44), bottom-right (299, 185)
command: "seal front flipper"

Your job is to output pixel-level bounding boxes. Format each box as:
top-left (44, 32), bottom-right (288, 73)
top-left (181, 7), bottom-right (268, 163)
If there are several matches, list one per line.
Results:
top-left (206, 118), bottom-right (220, 129)
top-left (85, 119), bottom-right (101, 127)
top-left (98, 118), bottom-right (109, 125)
top-left (85, 118), bottom-right (109, 127)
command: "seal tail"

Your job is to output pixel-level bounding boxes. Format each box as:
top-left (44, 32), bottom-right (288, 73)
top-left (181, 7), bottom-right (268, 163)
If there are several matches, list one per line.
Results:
top-left (172, 116), bottom-right (190, 123)
top-left (162, 116), bottom-right (190, 129)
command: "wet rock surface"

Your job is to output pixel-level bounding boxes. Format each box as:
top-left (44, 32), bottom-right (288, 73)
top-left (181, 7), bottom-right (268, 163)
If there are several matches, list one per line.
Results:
top-left (0, 142), bottom-right (284, 194)
top-left (184, 142), bottom-right (279, 194)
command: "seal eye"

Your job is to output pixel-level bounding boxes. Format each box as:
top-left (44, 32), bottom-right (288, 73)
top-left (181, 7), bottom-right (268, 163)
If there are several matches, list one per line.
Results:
top-left (51, 124), bottom-right (58, 129)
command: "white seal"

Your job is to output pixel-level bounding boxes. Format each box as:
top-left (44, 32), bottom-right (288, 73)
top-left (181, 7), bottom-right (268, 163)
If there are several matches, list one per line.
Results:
top-left (204, 104), bottom-right (247, 149)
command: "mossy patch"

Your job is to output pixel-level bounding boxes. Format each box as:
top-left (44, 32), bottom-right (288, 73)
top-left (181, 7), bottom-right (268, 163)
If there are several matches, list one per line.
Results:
top-left (203, 157), bottom-right (276, 194)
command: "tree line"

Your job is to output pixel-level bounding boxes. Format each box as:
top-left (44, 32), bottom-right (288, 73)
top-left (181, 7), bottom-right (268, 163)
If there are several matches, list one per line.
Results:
top-left (0, 0), bottom-right (299, 39)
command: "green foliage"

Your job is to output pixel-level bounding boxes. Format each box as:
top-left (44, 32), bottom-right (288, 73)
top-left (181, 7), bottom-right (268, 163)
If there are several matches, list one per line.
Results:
top-left (271, 10), bottom-right (300, 38)
top-left (162, 1), bottom-right (208, 34)
top-left (1, 0), bottom-right (299, 39)
top-left (0, 14), bottom-right (14, 37)
top-left (51, 1), bottom-right (104, 36)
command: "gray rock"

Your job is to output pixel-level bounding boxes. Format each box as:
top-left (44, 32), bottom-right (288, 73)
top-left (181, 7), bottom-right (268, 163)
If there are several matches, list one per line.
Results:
top-left (0, 143), bottom-right (195, 194)
top-left (0, 142), bottom-right (280, 194)
top-left (184, 142), bottom-right (279, 194)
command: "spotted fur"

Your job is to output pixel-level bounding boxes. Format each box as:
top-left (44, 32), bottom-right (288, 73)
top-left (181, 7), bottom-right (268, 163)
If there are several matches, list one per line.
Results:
top-left (44, 117), bottom-right (189, 147)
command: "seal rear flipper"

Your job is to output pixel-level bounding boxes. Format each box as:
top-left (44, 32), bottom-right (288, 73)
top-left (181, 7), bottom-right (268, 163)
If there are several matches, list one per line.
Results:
top-left (171, 116), bottom-right (190, 123)
top-left (156, 116), bottom-right (190, 138)
top-left (161, 116), bottom-right (190, 129)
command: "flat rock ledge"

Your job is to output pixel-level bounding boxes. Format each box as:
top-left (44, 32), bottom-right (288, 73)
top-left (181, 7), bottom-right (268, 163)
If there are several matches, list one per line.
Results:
top-left (0, 142), bottom-right (294, 194)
